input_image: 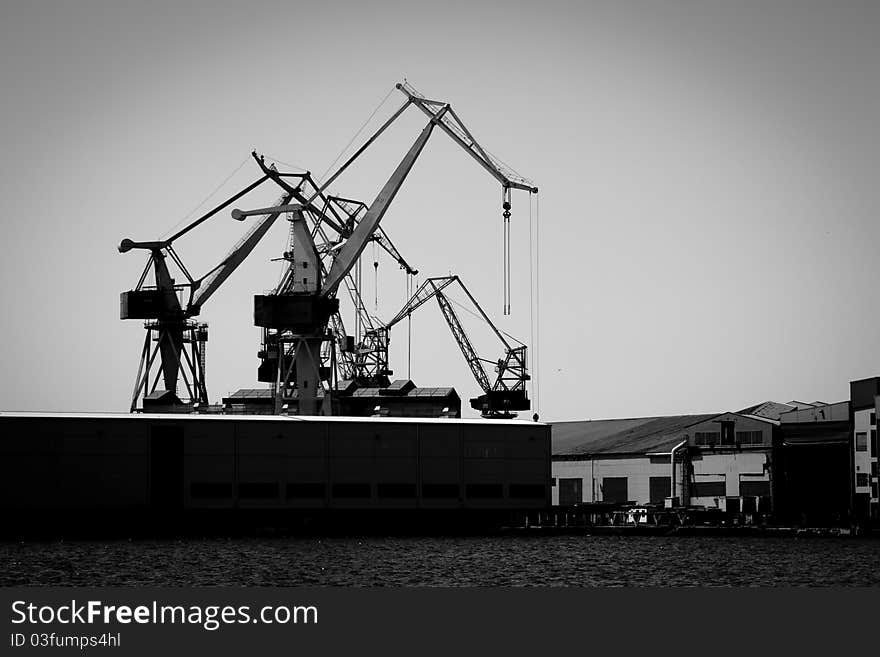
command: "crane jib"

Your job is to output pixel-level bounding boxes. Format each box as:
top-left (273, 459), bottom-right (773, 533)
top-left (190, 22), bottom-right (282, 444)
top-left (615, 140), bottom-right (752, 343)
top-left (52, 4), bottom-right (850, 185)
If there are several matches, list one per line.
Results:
top-left (321, 115), bottom-right (439, 297)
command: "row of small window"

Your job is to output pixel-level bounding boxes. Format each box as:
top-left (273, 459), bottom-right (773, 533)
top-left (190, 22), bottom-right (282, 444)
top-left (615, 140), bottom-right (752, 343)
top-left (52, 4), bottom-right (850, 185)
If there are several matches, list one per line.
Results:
top-left (855, 429), bottom-right (878, 453)
top-left (694, 431), bottom-right (763, 446)
top-left (855, 475), bottom-right (879, 499)
top-left (556, 475), bottom-right (769, 505)
top-left (690, 480), bottom-right (771, 497)
top-left (190, 482), bottom-right (546, 500)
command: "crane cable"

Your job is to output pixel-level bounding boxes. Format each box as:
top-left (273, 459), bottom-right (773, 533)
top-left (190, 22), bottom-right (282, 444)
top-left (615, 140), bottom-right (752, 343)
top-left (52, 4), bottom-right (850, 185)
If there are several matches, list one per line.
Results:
top-left (534, 192), bottom-right (541, 419)
top-left (502, 187), bottom-right (512, 316)
top-left (373, 240), bottom-right (379, 311)
top-left (319, 85), bottom-right (398, 184)
top-left (444, 294), bottom-right (524, 346)
top-left (262, 154), bottom-right (310, 173)
top-left (159, 154), bottom-right (251, 240)
top-left (406, 272), bottom-right (413, 380)
top-left (529, 191), bottom-right (535, 417)
top-left (355, 257), bottom-right (362, 345)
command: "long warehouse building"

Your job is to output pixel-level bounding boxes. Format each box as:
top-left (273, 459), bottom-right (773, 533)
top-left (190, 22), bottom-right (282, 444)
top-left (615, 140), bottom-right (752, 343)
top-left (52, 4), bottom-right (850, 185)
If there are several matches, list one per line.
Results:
top-left (0, 413), bottom-right (551, 536)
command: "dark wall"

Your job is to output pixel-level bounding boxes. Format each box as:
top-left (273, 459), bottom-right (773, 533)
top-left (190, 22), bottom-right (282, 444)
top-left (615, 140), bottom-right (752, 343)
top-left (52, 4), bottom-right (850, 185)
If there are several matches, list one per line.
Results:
top-left (778, 443), bottom-right (851, 525)
top-left (850, 377), bottom-right (880, 411)
top-left (0, 415), bottom-right (549, 514)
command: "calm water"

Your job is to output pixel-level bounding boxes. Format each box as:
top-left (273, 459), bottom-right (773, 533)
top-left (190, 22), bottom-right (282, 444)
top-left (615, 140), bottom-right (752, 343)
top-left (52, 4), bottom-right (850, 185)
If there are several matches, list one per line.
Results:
top-left (2, 536), bottom-right (879, 586)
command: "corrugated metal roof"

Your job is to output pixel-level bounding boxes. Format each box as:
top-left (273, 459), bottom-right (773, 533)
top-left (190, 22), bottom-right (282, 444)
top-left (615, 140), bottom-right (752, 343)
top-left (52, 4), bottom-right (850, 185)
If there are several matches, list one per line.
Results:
top-left (779, 401), bottom-right (849, 424)
top-left (144, 390), bottom-right (179, 401)
top-left (737, 401), bottom-right (796, 421)
top-left (224, 389), bottom-right (328, 401)
top-left (226, 388), bottom-right (273, 399)
top-left (349, 387), bottom-right (458, 399)
top-left (551, 414), bottom-right (719, 457)
top-left (350, 387), bottom-right (382, 397)
top-left (740, 414), bottom-right (781, 426)
top-left (411, 387), bottom-right (456, 397)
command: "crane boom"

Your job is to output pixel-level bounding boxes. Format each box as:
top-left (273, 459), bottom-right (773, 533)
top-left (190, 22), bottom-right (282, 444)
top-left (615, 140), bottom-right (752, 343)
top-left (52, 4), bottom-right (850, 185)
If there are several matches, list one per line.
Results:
top-left (321, 113), bottom-right (440, 297)
top-left (434, 288), bottom-right (492, 393)
top-left (190, 195), bottom-right (291, 311)
top-left (386, 276), bottom-right (458, 328)
top-left (119, 173), bottom-right (286, 412)
top-left (376, 274), bottom-right (530, 417)
top-left (395, 81), bottom-right (538, 194)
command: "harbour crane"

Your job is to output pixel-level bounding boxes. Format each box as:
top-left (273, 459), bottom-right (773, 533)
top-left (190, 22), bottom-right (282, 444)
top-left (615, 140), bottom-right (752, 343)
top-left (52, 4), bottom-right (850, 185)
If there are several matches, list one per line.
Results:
top-left (372, 275), bottom-right (530, 418)
top-left (119, 150), bottom-right (417, 413)
top-left (118, 169), bottom-right (290, 412)
top-left (233, 82), bottom-right (537, 415)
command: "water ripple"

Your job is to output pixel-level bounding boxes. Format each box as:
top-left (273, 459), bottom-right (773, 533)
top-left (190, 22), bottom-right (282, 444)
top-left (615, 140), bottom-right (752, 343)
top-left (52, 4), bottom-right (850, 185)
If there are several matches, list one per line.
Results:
top-left (2, 536), bottom-right (879, 586)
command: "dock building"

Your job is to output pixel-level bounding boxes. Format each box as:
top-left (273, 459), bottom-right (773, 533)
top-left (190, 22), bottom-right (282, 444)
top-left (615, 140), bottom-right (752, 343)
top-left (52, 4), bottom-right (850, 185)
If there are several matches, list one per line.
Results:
top-left (551, 376), bottom-right (880, 527)
top-left (0, 413), bottom-right (550, 536)
top-left (850, 377), bottom-right (879, 521)
top-left (552, 412), bottom-right (777, 515)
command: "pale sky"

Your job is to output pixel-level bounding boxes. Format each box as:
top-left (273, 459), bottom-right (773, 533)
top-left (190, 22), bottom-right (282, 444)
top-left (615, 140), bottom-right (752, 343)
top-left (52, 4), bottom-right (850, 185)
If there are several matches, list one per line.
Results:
top-left (1, 0), bottom-right (878, 421)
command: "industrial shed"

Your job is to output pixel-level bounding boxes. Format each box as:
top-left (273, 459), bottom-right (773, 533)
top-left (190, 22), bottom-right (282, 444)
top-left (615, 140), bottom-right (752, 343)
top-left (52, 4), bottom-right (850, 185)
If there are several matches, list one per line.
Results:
top-left (776, 401), bottom-right (851, 525)
top-left (551, 411), bottom-right (778, 513)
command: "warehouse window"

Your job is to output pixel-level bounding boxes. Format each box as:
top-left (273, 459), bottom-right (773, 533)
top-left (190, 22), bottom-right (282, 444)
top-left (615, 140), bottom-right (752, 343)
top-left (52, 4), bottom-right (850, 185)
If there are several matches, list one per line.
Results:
top-left (720, 421), bottom-right (735, 446)
top-left (558, 478), bottom-right (583, 506)
top-left (856, 432), bottom-right (868, 451)
top-left (649, 456), bottom-right (669, 465)
top-left (509, 484), bottom-right (546, 499)
top-left (190, 482), bottom-right (233, 499)
top-left (377, 483), bottom-right (417, 498)
top-left (332, 483), bottom-right (372, 498)
top-left (602, 477), bottom-right (628, 503)
top-left (871, 430), bottom-right (877, 456)
top-left (856, 473), bottom-right (868, 487)
top-left (871, 412), bottom-right (877, 426)
top-left (736, 431), bottom-right (763, 445)
top-left (692, 480), bottom-right (726, 497)
top-left (239, 482), bottom-right (279, 499)
top-left (466, 483), bottom-right (503, 499)
top-left (551, 478), bottom-right (556, 488)
top-left (422, 484), bottom-right (459, 498)
top-left (285, 483), bottom-right (325, 499)
top-left (694, 432), bottom-right (719, 446)
top-left (649, 476), bottom-right (671, 504)
top-left (740, 480), bottom-right (770, 497)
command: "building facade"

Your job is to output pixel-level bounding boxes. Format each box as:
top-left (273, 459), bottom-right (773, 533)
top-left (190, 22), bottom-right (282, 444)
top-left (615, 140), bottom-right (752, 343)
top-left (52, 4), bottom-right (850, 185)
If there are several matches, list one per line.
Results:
top-left (551, 412), bottom-right (777, 515)
top-left (552, 377), bottom-right (880, 528)
top-left (850, 377), bottom-right (879, 521)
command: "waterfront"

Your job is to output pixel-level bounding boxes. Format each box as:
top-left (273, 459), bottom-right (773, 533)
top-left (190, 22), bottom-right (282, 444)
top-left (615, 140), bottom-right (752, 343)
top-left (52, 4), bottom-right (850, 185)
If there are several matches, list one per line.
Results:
top-left (2, 535), bottom-right (879, 587)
